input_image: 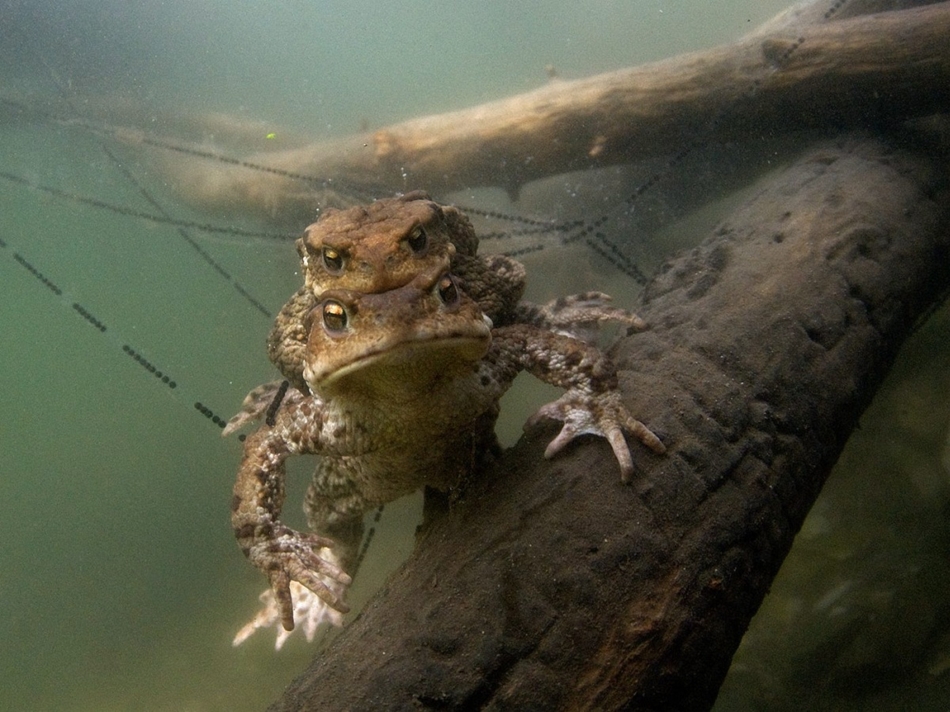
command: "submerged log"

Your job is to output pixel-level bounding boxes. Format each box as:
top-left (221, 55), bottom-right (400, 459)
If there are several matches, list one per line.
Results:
top-left (267, 135), bottom-right (950, 710)
top-left (166, 1), bottom-right (950, 223)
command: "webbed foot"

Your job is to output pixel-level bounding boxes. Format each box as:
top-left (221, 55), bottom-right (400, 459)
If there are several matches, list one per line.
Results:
top-left (233, 580), bottom-right (345, 650)
top-left (240, 525), bottom-right (351, 635)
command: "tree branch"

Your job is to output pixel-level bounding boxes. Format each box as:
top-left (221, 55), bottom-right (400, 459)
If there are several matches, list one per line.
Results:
top-left (266, 134), bottom-right (950, 710)
top-left (164, 1), bottom-right (950, 223)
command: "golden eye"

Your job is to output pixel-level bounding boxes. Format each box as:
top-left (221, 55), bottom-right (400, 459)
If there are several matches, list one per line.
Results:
top-left (322, 301), bottom-right (347, 332)
top-left (436, 275), bottom-right (459, 305)
top-left (322, 247), bottom-right (344, 273)
top-left (407, 226), bottom-right (428, 253)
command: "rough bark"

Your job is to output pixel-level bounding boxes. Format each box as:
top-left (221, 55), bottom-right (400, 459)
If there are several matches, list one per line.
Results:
top-left (265, 134), bottom-right (950, 711)
top-left (166, 1), bottom-right (950, 224)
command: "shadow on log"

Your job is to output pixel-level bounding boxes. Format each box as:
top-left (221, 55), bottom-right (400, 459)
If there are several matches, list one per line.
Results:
top-left (267, 134), bottom-right (950, 710)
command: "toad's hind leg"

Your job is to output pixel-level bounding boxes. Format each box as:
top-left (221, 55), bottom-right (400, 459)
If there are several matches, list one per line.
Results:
top-left (304, 484), bottom-right (367, 578)
top-left (303, 467), bottom-right (373, 592)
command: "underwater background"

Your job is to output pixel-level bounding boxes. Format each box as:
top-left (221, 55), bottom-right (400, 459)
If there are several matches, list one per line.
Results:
top-left (1, 1), bottom-right (948, 710)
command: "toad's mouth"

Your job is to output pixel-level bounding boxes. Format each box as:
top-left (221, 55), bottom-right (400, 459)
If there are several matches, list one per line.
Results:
top-left (307, 332), bottom-right (490, 391)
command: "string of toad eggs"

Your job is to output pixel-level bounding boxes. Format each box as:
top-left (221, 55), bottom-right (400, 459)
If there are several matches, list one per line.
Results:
top-left (0, 0), bottom-right (854, 567)
top-left (1, 0), bottom-right (854, 421)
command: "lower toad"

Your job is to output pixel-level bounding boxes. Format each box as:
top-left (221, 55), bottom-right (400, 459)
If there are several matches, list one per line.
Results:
top-left (225, 201), bottom-right (665, 649)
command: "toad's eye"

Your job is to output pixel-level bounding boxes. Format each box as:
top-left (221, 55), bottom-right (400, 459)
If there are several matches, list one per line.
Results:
top-left (407, 226), bottom-right (428, 253)
top-left (436, 274), bottom-right (459, 305)
top-left (322, 300), bottom-right (348, 332)
top-left (322, 247), bottom-right (344, 273)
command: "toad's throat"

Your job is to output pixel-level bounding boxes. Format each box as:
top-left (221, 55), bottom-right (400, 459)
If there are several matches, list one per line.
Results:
top-left (307, 334), bottom-right (490, 392)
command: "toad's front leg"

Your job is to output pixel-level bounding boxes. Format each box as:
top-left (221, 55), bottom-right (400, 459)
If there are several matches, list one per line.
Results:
top-left (489, 324), bottom-right (665, 482)
top-left (230, 402), bottom-right (352, 635)
top-left (514, 291), bottom-right (647, 344)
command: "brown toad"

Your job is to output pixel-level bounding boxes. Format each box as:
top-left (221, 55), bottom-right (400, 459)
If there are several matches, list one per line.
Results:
top-left (226, 196), bottom-right (665, 647)
top-left (266, 191), bottom-right (645, 394)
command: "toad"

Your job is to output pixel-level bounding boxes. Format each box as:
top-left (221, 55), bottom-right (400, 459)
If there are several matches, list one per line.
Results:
top-left (266, 192), bottom-right (646, 394)
top-left (226, 197), bottom-right (665, 648)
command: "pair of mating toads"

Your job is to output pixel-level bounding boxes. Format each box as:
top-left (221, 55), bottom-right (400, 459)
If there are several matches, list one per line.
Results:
top-left (224, 191), bottom-right (665, 648)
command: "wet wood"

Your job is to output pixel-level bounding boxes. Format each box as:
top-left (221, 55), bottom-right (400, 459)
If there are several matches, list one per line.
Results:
top-left (267, 134), bottom-right (950, 711)
top-left (167, 1), bottom-right (950, 223)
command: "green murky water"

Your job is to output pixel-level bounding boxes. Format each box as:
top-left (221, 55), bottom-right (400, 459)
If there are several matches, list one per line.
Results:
top-left (1, 1), bottom-right (947, 709)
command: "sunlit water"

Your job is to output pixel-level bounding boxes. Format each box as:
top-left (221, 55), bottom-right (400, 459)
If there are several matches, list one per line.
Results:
top-left (1, 1), bottom-right (948, 710)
